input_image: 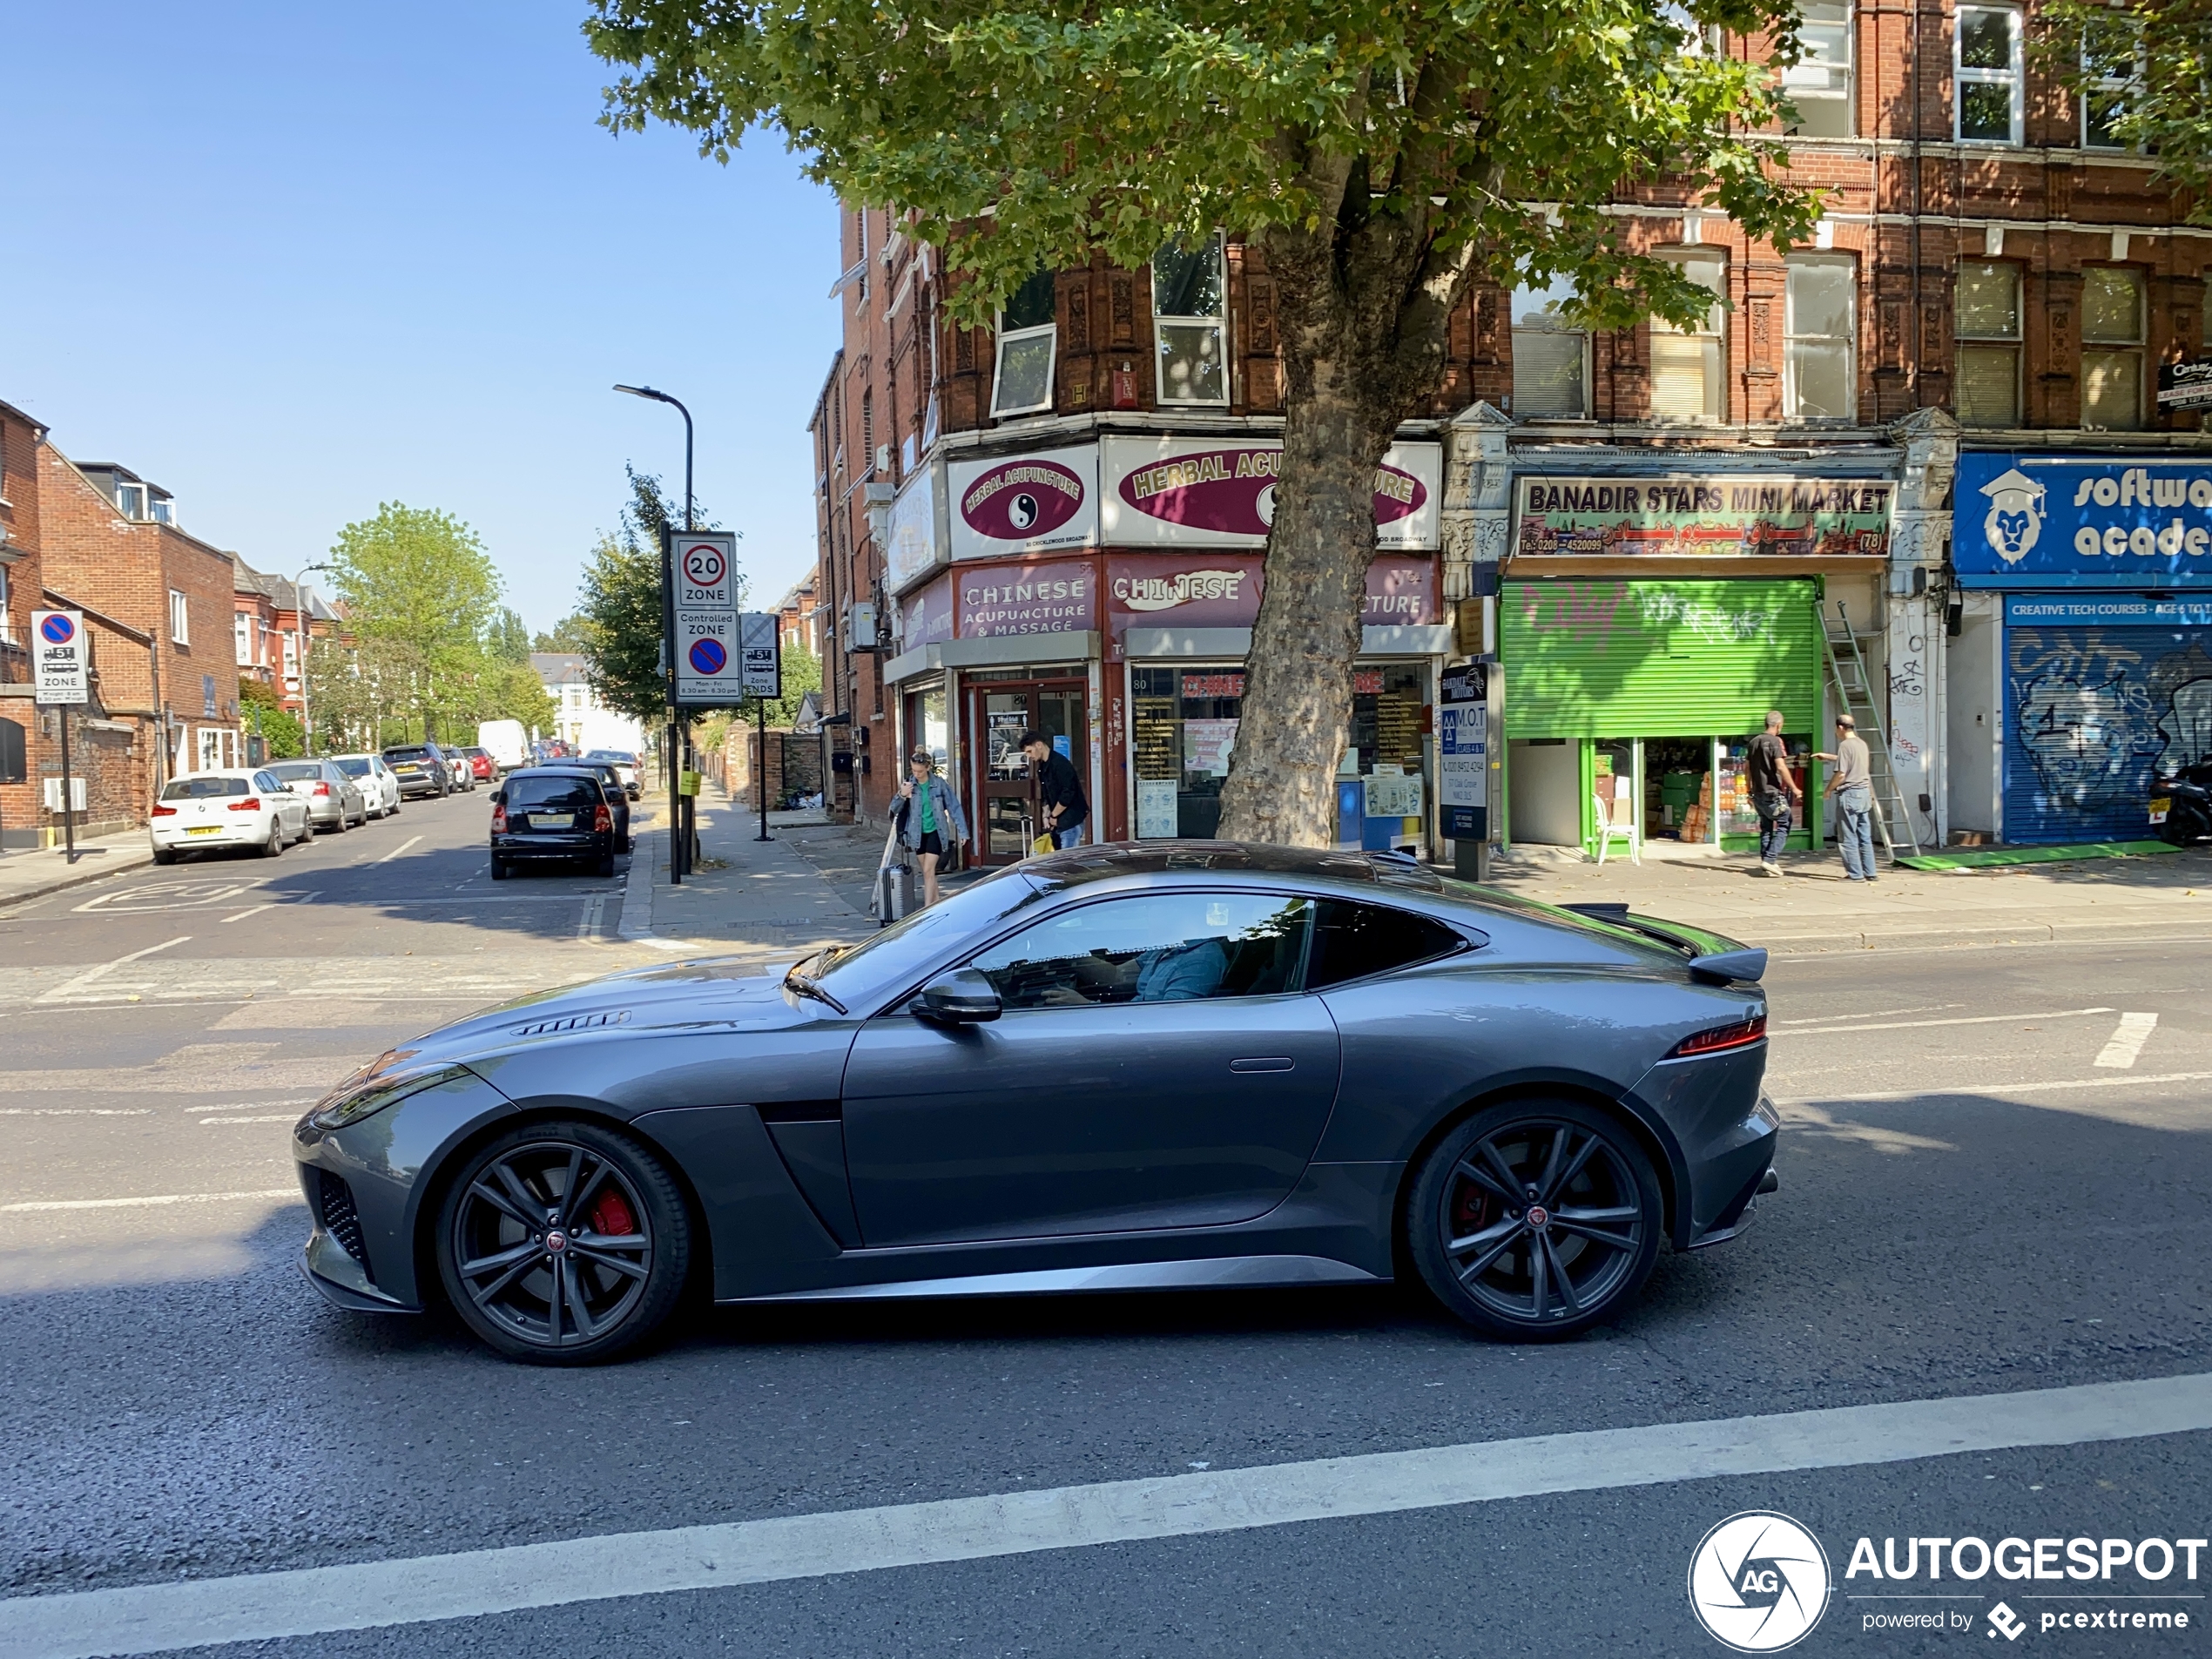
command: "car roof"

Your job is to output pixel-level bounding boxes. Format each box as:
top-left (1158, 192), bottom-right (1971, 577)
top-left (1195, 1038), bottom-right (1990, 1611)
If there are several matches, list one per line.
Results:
top-left (1023, 841), bottom-right (1431, 890)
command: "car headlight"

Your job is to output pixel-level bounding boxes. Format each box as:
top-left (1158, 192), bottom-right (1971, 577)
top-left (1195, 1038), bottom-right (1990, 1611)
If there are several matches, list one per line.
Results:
top-left (309, 1055), bottom-right (475, 1130)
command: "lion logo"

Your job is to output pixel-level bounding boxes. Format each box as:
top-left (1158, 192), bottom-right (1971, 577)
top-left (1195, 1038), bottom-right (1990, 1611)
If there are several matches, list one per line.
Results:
top-left (1980, 468), bottom-right (2045, 564)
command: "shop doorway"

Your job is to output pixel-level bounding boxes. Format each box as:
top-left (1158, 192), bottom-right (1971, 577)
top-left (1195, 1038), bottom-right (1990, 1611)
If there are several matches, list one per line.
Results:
top-left (968, 678), bottom-right (1086, 865)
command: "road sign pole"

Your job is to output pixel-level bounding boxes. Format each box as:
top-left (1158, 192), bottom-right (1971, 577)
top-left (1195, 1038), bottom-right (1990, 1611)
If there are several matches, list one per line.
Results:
top-left (756, 698), bottom-right (772, 843)
top-left (59, 705), bottom-right (75, 865)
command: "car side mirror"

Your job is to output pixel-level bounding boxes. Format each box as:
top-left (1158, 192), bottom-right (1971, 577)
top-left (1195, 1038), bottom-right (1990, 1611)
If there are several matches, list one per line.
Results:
top-left (915, 968), bottom-right (1001, 1024)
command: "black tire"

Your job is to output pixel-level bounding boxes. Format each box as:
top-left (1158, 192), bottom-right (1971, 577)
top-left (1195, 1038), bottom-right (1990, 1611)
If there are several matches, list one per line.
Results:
top-left (329, 811), bottom-right (347, 834)
top-left (260, 823), bottom-right (285, 858)
top-left (152, 845), bottom-right (178, 866)
top-left (594, 851), bottom-right (617, 879)
top-left (300, 818), bottom-right (315, 843)
top-left (489, 857), bottom-right (509, 880)
top-left (1406, 1098), bottom-right (1662, 1342)
top-left (435, 1121), bottom-right (691, 1365)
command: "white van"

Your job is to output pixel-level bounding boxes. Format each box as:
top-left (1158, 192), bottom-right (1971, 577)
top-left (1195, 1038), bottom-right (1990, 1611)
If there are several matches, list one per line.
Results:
top-left (475, 719), bottom-right (529, 773)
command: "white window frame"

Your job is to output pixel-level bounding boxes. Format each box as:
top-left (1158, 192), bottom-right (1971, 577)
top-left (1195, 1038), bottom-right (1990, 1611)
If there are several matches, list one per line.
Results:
top-left (0, 564), bottom-right (12, 644)
top-left (1783, 255), bottom-right (1858, 422)
top-left (1151, 234), bottom-right (1231, 408)
top-left (2080, 25), bottom-right (2142, 149)
top-left (991, 269), bottom-right (1060, 419)
top-left (117, 482), bottom-right (147, 520)
top-left (1783, 0), bottom-right (1855, 138)
top-left (2080, 266), bottom-right (2147, 432)
top-left (169, 588), bottom-right (190, 646)
top-left (1649, 253), bottom-right (1729, 424)
top-left (1953, 260), bottom-right (2023, 428)
top-left (1510, 276), bottom-right (1594, 420)
top-left (234, 611), bottom-right (251, 665)
top-left (1955, 6), bottom-right (2024, 145)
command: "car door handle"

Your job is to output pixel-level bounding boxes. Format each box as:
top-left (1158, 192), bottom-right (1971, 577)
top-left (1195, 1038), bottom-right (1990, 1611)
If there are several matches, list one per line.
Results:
top-left (1230, 1056), bottom-right (1295, 1074)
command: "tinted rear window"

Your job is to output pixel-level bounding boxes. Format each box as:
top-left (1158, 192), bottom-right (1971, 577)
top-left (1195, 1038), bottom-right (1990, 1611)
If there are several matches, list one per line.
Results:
top-left (162, 777), bottom-right (250, 799)
top-left (385, 747), bottom-right (432, 762)
top-left (267, 763), bottom-right (321, 781)
top-left (505, 776), bottom-right (601, 810)
top-left (1305, 900), bottom-right (1464, 990)
top-left (334, 759), bottom-right (371, 778)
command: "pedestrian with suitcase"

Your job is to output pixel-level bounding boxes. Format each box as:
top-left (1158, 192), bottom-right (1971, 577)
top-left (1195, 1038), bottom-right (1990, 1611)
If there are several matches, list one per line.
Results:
top-left (895, 750), bottom-right (969, 909)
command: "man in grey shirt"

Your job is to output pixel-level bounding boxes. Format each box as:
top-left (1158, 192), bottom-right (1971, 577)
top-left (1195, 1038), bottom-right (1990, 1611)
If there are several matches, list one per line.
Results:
top-left (1816, 714), bottom-right (1878, 881)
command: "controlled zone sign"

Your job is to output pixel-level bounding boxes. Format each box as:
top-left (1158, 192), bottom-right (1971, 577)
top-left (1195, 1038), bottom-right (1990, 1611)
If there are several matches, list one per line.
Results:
top-left (667, 529), bottom-right (745, 707)
top-left (32, 609), bottom-right (88, 705)
top-left (674, 609), bottom-right (738, 705)
top-left (738, 612), bottom-right (781, 698)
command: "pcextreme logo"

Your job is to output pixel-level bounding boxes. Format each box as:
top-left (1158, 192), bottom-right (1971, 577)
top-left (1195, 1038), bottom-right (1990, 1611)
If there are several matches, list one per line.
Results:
top-left (1689, 1511), bottom-right (1832, 1652)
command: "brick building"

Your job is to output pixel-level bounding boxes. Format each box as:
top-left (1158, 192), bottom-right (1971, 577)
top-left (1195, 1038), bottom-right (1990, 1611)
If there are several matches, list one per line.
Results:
top-left (0, 399), bottom-right (47, 846)
top-left (814, 2), bottom-right (2212, 857)
top-left (40, 452), bottom-right (241, 802)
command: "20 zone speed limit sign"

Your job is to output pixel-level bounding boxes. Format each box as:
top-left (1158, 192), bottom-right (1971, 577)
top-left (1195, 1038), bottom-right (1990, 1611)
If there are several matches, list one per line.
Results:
top-left (674, 532), bottom-right (737, 609)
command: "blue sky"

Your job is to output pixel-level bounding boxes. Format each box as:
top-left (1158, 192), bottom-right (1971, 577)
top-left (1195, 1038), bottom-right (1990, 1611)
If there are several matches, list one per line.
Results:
top-left (1, 1), bottom-right (838, 631)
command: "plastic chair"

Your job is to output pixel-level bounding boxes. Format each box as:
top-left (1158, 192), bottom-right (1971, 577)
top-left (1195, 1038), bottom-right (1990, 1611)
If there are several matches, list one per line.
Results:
top-left (1594, 790), bottom-right (1641, 866)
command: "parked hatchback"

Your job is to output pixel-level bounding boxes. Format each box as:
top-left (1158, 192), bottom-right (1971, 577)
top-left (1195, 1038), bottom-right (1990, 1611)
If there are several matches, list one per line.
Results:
top-left (489, 767), bottom-right (617, 879)
top-left (150, 769), bottom-right (312, 863)
top-left (331, 753), bottom-right (402, 819)
top-left (266, 759), bottom-right (368, 832)
top-left (460, 745), bottom-right (496, 784)
top-left (382, 745), bottom-right (451, 799)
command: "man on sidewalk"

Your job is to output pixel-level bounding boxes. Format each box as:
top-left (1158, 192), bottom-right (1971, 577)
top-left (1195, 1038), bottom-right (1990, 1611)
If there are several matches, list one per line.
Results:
top-left (1747, 710), bottom-right (1801, 878)
top-left (1816, 714), bottom-right (1878, 882)
top-left (1021, 732), bottom-right (1089, 850)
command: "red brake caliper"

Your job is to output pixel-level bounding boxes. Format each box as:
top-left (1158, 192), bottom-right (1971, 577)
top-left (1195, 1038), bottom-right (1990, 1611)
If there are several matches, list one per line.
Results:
top-left (588, 1190), bottom-right (636, 1236)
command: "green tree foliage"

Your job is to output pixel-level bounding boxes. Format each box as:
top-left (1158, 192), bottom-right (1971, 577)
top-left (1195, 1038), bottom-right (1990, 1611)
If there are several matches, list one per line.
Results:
top-left (532, 614), bottom-right (596, 653)
top-left (238, 678), bottom-right (305, 760)
top-left (327, 503), bottom-right (503, 743)
top-left (2035, 3), bottom-right (2211, 219)
top-left (577, 466), bottom-right (746, 725)
top-left (585, 0), bottom-right (1820, 842)
top-left (489, 608), bottom-right (535, 665)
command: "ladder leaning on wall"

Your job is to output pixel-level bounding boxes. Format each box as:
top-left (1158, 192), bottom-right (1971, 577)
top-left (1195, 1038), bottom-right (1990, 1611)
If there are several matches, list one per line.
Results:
top-left (1820, 602), bottom-right (1921, 864)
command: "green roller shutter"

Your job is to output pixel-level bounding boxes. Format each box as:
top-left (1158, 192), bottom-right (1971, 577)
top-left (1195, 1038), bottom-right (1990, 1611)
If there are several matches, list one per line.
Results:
top-left (1502, 577), bottom-right (1823, 738)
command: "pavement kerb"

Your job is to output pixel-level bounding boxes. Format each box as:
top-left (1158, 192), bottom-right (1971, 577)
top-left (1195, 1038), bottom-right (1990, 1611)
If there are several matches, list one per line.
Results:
top-left (0, 840), bottom-right (158, 907)
top-left (1760, 919), bottom-right (2205, 954)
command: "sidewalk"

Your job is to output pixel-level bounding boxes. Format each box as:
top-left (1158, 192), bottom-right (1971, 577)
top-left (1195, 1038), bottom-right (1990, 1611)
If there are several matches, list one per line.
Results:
top-left (0, 828), bottom-right (156, 909)
top-left (1480, 840), bottom-right (2212, 954)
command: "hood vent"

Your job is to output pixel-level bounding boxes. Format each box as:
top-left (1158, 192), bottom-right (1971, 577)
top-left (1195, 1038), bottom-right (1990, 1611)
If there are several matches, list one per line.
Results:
top-left (509, 1009), bottom-right (631, 1037)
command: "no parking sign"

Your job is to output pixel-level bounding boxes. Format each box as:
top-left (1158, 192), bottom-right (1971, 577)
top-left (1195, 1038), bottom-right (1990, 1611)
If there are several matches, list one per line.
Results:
top-left (32, 610), bottom-right (88, 705)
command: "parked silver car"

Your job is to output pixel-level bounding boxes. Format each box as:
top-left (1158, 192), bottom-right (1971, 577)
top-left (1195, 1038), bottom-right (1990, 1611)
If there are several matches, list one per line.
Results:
top-left (266, 759), bottom-right (368, 831)
top-left (331, 753), bottom-right (403, 819)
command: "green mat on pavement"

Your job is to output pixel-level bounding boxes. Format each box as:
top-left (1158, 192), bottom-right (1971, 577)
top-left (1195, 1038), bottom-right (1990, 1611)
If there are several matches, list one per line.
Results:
top-left (1894, 840), bottom-right (2182, 871)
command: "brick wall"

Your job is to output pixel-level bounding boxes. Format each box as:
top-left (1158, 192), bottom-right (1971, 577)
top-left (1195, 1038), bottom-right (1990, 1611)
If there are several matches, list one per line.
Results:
top-left (0, 401), bottom-right (44, 846)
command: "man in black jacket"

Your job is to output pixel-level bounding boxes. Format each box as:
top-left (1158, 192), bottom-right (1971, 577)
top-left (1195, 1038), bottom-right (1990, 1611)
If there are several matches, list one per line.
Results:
top-left (1020, 731), bottom-right (1089, 849)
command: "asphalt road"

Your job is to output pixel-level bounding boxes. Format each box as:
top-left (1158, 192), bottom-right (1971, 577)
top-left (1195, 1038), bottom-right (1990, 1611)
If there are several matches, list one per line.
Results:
top-left (1, 806), bottom-right (2207, 1657)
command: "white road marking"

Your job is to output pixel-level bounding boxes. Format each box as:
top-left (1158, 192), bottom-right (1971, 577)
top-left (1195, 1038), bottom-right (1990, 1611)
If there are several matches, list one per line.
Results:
top-left (1776, 1007), bottom-right (2115, 1038)
top-left (0, 1188), bottom-right (298, 1214)
top-left (577, 894), bottom-right (605, 942)
top-left (198, 1114), bottom-right (303, 1125)
top-left (2095, 1011), bottom-right (2160, 1069)
top-left (0, 1109), bottom-right (155, 1117)
top-left (1780, 1069), bottom-right (2212, 1105)
top-left (1777, 1003), bottom-right (1961, 1025)
top-left (34, 937), bottom-right (192, 1004)
top-left (374, 835), bottom-right (422, 864)
top-left (219, 905), bottom-right (274, 924)
top-left (3, 1372), bottom-right (2208, 1658)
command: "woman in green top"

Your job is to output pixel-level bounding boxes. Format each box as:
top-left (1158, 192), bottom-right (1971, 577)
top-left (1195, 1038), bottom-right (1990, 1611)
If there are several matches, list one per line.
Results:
top-left (897, 750), bottom-right (970, 907)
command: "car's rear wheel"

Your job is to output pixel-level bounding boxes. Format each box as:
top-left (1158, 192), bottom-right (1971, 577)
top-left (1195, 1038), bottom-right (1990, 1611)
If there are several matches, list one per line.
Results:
top-left (1406, 1099), bottom-right (1662, 1342)
top-left (152, 845), bottom-right (177, 866)
top-left (260, 824), bottom-right (284, 858)
top-left (489, 856), bottom-right (509, 880)
top-left (435, 1122), bottom-right (690, 1365)
top-left (594, 851), bottom-right (617, 879)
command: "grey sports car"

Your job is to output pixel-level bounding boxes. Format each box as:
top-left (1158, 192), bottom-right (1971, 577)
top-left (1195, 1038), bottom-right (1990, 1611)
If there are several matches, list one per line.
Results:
top-left (293, 843), bottom-right (1778, 1364)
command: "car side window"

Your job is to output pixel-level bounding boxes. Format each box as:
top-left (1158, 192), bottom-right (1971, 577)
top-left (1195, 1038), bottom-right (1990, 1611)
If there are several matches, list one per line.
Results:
top-left (1305, 900), bottom-right (1465, 991)
top-left (254, 771), bottom-right (280, 792)
top-left (968, 894), bottom-right (1313, 1011)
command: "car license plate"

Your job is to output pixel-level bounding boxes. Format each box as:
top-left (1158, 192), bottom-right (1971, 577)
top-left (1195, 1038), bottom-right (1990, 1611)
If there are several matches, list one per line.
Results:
top-left (186, 826), bottom-right (222, 836)
top-left (2151, 796), bottom-right (2171, 823)
top-left (529, 813), bottom-right (574, 829)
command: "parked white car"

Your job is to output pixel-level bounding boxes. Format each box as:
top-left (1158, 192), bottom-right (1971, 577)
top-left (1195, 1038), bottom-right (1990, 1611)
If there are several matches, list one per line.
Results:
top-left (584, 749), bottom-right (641, 799)
top-left (149, 769), bottom-right (312, 864)
top-left (331, 753), bottom-right (403, 819)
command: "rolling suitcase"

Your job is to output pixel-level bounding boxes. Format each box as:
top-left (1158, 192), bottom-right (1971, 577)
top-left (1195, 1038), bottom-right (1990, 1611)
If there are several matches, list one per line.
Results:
top-left (872, 824), bottom-right (918, 926)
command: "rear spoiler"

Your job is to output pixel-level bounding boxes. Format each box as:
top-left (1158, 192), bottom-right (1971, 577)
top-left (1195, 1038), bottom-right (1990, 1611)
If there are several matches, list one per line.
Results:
top-left (1561, 902), bottom-right (1769, 985)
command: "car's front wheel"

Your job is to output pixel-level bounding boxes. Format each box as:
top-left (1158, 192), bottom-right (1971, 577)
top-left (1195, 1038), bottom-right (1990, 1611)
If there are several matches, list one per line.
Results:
top-left (435, 1122), bottom-right (691, 1365)
top-left (1406, 1099), bottom-right (1662, 1342)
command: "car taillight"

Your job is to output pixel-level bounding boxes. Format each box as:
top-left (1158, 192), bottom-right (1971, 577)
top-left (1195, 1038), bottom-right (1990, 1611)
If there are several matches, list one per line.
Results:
top-left (1672, 1013), bottom-right (1767, 1057)
top-left (491, 805), bottom-right (507, 833)
top-left (228, 797), bottom-right (261, 813)
top-left (312, 782), bottom-right (330, 796)
top-left (152, 804), bottom-right (178, 817)
top-left (594, 804), bottom-right (612, 833)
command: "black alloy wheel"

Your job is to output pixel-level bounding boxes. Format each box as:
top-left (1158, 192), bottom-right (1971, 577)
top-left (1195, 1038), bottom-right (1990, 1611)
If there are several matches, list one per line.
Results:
top-left (1407, 1099), bottom-right (1662, 1341)
top-left (435, 1121), bottom-right (689, 1364)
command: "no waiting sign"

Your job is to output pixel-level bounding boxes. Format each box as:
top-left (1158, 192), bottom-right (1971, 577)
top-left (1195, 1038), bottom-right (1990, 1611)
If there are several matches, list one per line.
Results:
top-left (32, 609), bottom-right (89, 705)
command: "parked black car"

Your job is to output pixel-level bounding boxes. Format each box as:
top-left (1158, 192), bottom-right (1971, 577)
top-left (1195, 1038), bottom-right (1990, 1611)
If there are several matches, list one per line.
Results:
top-left (382, 744), bottom-right (453, 799)
top-left (295, 842), bottom-right (1779, 1365)
top-left (2151, 761), bottom-right (2212, 846)
top-left (489, 767), bottom-right (619, 880)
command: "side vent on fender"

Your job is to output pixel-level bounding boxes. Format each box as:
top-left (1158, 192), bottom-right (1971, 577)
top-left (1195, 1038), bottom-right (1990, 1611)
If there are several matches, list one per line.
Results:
top-left (509, 1010), bottom-right (631, 1037)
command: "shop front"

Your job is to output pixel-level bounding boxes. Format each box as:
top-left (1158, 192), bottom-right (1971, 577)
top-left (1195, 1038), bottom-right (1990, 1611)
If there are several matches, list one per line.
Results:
top-left (1501, 469), bottom-right (1897, 857)
top-left (1951, 453), bottom-right (2212, 844)
top-left (888, 430), bottom-right (1451, 856)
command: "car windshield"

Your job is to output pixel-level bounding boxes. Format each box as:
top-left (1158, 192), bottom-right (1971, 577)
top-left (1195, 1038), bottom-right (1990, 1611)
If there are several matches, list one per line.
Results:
top-left (160, 776), bottom-right (251, 799)
top-left (505, 775), bottom-right (600, 810)
top-left (806, 870), bottom-right (1051, 1008)
top-left (586, 752), bottom-right (632, 764)
top-left (267, 762), bottom-right (321, 781)
top-left (333, 759), bottom-right (372, 779)
top-left (386, 747), bottom-right (431, 762)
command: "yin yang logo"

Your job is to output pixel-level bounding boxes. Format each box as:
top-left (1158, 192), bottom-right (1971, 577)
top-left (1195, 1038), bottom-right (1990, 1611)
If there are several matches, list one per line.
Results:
top-left (1009, 493), bottom-right (1040, 531)
top-left (1255, 483), bottom-right (1277, 529)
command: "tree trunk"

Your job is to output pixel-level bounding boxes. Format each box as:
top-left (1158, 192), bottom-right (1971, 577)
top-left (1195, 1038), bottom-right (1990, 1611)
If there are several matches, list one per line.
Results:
top-left (1215, 229), bottom-right (1440, 846)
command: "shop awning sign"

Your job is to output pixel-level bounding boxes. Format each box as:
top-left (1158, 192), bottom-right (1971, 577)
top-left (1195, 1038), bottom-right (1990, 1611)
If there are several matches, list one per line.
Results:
top-left (1514, 475), bottom-right (1892, 559)
top-left (1954, 453), bottom-right (2212, 587)
top-left (948, 445), bottom-right (1098, 563)
top-left (1100, 437), bottom-right (1442, 550)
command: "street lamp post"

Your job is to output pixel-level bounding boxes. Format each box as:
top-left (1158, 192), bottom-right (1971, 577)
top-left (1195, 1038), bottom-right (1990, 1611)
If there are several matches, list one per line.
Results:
top-left (292, 562), bottom-right (333, 758)
top-left (614, 384), bottom-right (695, 885)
